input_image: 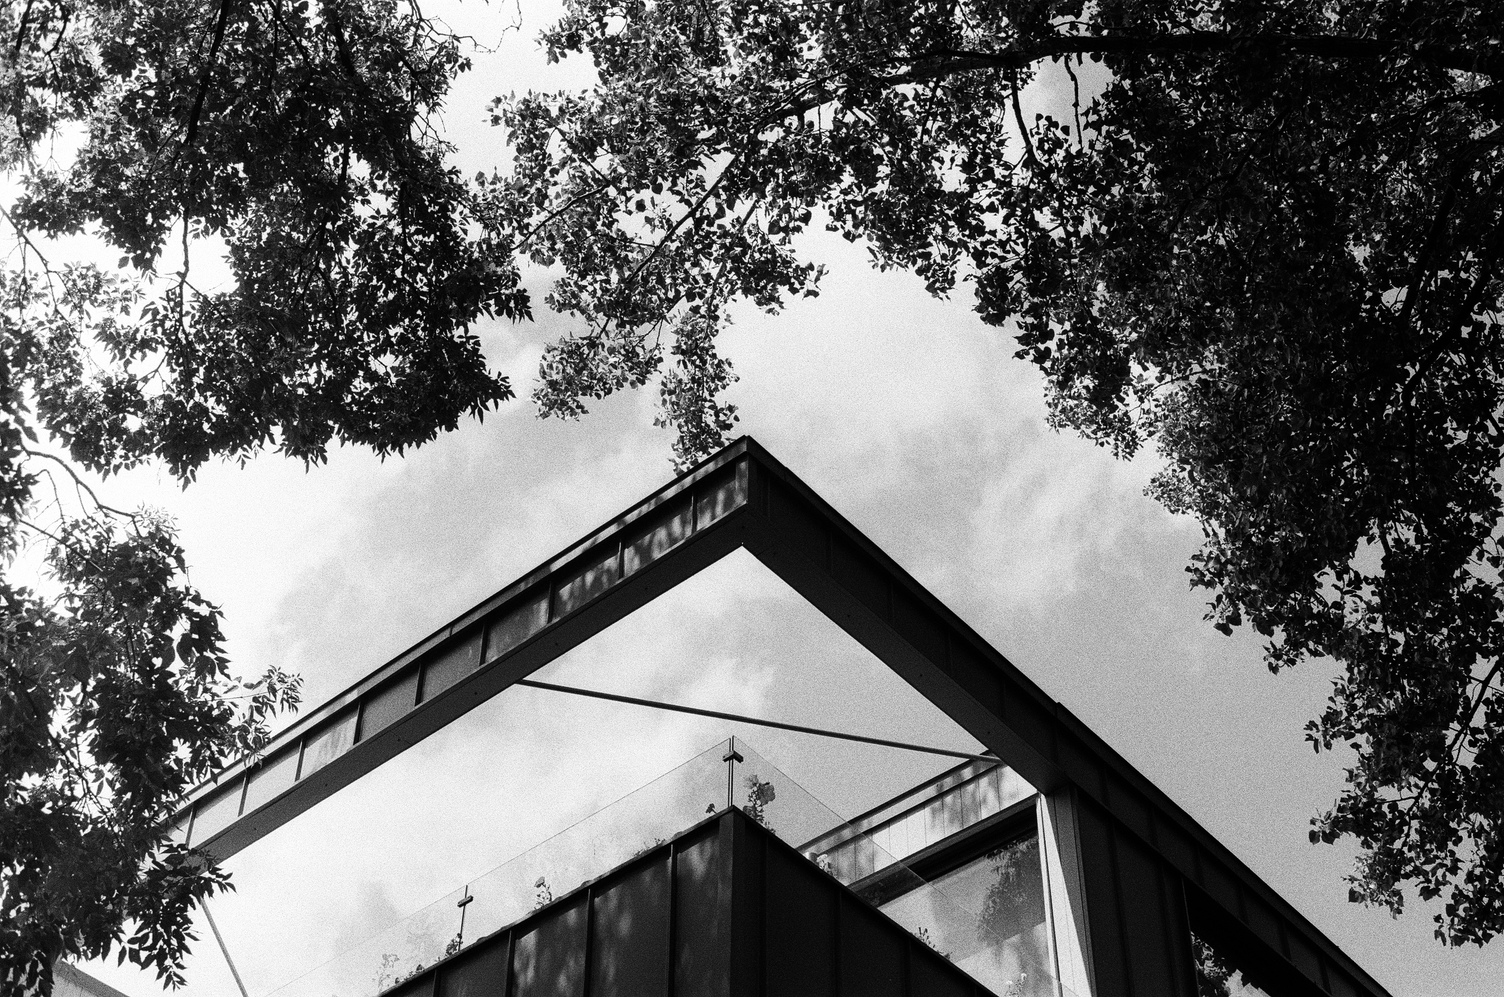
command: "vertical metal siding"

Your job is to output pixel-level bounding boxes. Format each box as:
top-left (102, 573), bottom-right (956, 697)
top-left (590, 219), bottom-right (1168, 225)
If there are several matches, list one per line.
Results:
top-left (762, 840), bottom-right (836, 997)
top-left (389, 810), bottom-right (998, 997)
top-left (1070, 794), bottom-right (1201, 997)
top-left (589, 858), bottom-right (670, 997)
top-left (674, 825), bottom-right (731, 997)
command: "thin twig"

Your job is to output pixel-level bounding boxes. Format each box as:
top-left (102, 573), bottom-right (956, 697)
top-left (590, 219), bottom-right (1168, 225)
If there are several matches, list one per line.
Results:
top-left (513, 181), bottom-right (613, 253)
top-left (21, 446), bottom-right (139, 520)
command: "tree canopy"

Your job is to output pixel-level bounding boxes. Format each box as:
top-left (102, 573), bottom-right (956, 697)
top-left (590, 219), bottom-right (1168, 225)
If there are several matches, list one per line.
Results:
top-left (491, 0), bottom-right (1504, 949)
top-left (5, 0), bottom-right (1504, 991)
top-left (1, 0), bottom-right (516, 991)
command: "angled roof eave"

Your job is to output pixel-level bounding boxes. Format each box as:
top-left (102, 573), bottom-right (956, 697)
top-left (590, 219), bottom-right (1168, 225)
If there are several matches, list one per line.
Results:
top-left (174, 436), bottom-right (1391, 997)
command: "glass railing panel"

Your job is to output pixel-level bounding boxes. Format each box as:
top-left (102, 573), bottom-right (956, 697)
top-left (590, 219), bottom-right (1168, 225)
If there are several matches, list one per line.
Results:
top-left (730, 739), bottom-right (1072, 997)
top-left (261, 739), bottom-right (731, 997)
top-left (258, 734), bottom-right (1073, 997)
top-left (800, 761), bottom-right (1036, 878)
top-left (881, 832), bottom-right (1057, 997)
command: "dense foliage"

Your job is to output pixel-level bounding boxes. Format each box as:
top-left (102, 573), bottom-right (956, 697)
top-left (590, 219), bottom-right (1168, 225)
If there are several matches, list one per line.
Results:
top-left (8, 0), bottom-right (1504, 988)
top-left (490, 0), bottom-right (1504, 947)
top-left (0, 0), bottom-right (523, 991)
top-left (0, 513), bottom-right (299, 994)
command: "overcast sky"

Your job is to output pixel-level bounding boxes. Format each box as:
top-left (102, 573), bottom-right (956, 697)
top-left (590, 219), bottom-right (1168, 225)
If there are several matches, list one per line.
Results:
top-left (60, 4), bottom-right (1504, 996)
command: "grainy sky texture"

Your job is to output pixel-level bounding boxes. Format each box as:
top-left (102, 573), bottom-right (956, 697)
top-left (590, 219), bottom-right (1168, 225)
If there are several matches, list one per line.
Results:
top-left (61, 4), bottom-right (1504, 996)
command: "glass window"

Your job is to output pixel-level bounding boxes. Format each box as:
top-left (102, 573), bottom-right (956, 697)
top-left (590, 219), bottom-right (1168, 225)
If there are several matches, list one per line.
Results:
top-left (997, 766), bottom-right (1032, 812)
top-left (299, 710), bottom-right (357, 779)
top-left (879, 831), bottom-right (1054, 997)
top-left (486, 589), bottom-right (550, 659)
top-left (242, 748), bottom-right (300, 814)
top-left (694, 462), bottom-right (747, 528)
top-left (623, 498), bottom-right (693, 576)
top-left (188, 782), bottom-right (244, 845)
top-left (553, 548), bottom-right (620, 617)
top-left (420, 634), bottom-right (483, 703)
top-left (1191, 930), bottom-right (1275, 997)
top-left (872, 824), bottom-right (895, 867)
top-left (359, 670), bottom-right (420, 742)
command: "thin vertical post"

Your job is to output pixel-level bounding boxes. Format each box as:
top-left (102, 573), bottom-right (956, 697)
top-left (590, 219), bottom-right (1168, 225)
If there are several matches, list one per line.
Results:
top-left (456, 884), bottom-right (474, 949)
top-left (723, 737), bottom-right (743, 812)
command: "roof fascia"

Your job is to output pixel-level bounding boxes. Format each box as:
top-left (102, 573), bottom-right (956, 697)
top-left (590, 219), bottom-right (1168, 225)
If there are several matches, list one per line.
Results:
top-left (170, 435), bottom-right (1389, 997)
top-left (176, 442), bottom-right (753, 859)
top-left (736, 440), bottom-right (1391, 997)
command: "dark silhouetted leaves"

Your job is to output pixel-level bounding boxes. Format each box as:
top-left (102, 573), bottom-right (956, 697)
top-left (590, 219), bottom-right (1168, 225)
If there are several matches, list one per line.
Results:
top-left (494, 0), bottom-right (1504, 946)
top-left (2, 0), bottom-right (524, 991)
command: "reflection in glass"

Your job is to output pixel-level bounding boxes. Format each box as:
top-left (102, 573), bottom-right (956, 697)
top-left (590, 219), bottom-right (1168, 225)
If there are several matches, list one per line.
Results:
top-left (189, 782), bottom-right (244, 844)
top-left (623, 497), bottom-right (693, 576)
top-left (242, 749), bottom-right (301, 814)
top-left (1191, 931), bottom-right (1274, 997)
top-left (807, 761), bottom-right (1032, 883)
top-left (299, 711), bottom-right (357, 779)
top-left (485, 590), bottom-right (550, 659)
top-left (553, 549), bottom-right (620, 617)
top-left (879, 833), bottom-right (1053, 997)
top-left (694, 462), bottom-right (747, 528)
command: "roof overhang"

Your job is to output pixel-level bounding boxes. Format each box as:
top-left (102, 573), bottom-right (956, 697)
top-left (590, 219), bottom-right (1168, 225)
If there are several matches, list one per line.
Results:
top-left (174, 436), bottom-right (1390, 997)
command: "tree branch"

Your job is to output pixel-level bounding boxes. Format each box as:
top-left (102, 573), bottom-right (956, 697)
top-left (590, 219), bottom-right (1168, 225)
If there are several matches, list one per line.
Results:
top-left (1009, 69), bottom-right (1038, 171)
top-left (1402, 656), bottom-right (1504, 822)
top-left (21, 447), bottom-right (138, 521)
top-left (186, 0), bottom-right (234, 148)
top-left (13, 0), bottom-right (34, 56)
top-left (914, 32), bottom-right (1504, 81)
top-left (621, 145), bottom-right (748, 290)
top-left (1396, 161), bottom-right (1464, 334)
top-left (751, 31), bottom-right (1504, 134)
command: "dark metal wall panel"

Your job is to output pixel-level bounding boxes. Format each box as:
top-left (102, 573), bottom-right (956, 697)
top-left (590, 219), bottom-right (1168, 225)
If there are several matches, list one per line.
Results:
top-left (746, 810), bottom-right (991, 997)
top-left (512, 897), bottom-right (588, 997)
top-left (674, 823), bottom-right (730, 997)
top-left (762, 835), bottom-right (837, 997)
top-left (908, 956), bottom-right (972, 997)
top-left (588, 855), bottom-right (671, 997)
top-left (388, 810), bottom-right (996, 997)
top-left (1115, 830), bottom-right (1192, 997)
top-left (389, 977), bottom-right (435, 997)
top-left (1185, 885), bottom-right (1329, 997)
top-left (437, 936), bottom-right (511, 997)
top-left (412, 817), bottom-right (730, 997)
top-left (1074, 799), bottom-right (1132, 997)
top-left (837, 893), bottom-right (906, 997)
top-left (723, 814), bottom-right (765, 997)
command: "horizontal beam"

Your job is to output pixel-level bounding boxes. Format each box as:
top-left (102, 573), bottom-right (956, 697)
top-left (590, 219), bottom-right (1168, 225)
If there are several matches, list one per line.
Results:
top-left (178, 447), bottom-right (752, 859)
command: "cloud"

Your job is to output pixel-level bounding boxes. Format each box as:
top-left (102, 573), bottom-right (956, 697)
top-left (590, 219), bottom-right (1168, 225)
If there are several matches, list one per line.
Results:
top-left (717, 226), bottom-right (1190, 619)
